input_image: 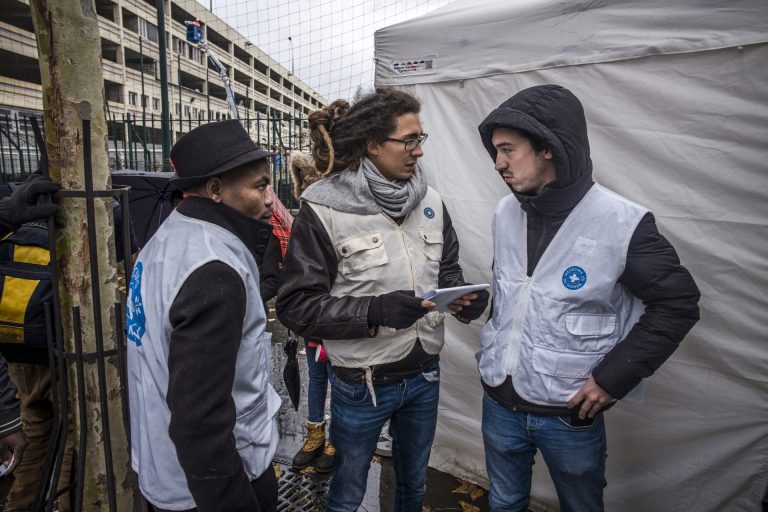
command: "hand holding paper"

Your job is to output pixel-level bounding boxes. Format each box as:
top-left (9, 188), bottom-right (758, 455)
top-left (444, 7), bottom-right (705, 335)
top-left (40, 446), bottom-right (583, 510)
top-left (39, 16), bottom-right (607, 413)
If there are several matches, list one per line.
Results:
top-left (421, 284), bottom-right (490, 313)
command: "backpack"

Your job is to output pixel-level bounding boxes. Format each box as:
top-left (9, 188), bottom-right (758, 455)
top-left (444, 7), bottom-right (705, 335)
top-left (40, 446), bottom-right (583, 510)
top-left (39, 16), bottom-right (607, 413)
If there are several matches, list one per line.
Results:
top-left (0, 223), bottom-right (52, 350)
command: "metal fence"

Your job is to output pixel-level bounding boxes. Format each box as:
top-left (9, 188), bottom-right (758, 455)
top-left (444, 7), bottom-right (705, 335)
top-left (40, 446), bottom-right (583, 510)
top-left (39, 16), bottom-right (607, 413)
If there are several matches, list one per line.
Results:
top-left (0, 109), bottom-right (44, 183)
top-left (0, 108), bottom-right (306, 208)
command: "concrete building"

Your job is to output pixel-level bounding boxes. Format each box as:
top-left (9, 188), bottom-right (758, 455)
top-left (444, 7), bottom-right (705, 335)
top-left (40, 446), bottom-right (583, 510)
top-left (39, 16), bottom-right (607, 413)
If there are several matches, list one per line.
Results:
top-left (0, 0), bottom-right (326, 157)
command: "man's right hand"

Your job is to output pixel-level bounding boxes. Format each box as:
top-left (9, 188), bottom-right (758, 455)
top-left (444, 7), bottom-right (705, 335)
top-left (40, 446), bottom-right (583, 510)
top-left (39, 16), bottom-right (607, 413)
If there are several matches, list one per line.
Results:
top-left (0, 430), bottom-right (28, 476)
top-left (367, 290), bottom-right (434, 330)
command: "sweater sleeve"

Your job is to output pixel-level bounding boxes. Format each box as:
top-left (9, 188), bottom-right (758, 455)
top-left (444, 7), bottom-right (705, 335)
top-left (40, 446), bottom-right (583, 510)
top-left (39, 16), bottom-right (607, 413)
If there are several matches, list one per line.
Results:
top-left (166, 261), bottom-right (260, 512)
top-left (275, 204), bottom-right (372, 340)
top-left (592, 213), bottom-right (700, 399)
top-left (0, 354), bottom-right (21, 437)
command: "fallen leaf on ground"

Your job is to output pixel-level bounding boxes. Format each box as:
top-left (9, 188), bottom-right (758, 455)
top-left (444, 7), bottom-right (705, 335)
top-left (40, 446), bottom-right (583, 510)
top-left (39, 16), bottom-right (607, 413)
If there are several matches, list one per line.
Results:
top-left (273, 464), bottom-right (283, 478)
top-left (459, 501), bottom-right (480, 512)
top-left (452, 480), bottom-right (486, 501)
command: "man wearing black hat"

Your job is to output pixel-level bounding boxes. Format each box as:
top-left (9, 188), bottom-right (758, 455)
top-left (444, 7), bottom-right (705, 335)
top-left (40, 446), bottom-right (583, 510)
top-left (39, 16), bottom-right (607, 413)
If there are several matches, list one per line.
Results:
top-left (126, 120), bottom-right (281, 512)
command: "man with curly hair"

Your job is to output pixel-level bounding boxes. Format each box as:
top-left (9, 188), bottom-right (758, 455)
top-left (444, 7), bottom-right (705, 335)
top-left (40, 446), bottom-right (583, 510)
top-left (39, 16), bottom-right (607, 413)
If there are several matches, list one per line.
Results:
top-left (277, 89), bottom-right (489, 511)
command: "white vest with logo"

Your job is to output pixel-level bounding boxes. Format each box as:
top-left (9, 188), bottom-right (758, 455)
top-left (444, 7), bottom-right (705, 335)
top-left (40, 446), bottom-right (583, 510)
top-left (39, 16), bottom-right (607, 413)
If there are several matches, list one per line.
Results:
top-left (477, 184), bottom-right (648, 406)
top-left (307, 187), bottom-right (446, 368)
top-left (126, 209), bottom-right (280, 509)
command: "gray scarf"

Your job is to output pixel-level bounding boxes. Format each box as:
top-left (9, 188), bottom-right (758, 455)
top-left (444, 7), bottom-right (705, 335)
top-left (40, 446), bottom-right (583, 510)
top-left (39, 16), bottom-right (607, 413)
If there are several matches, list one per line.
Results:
top-left (301, 157), bottom-right (428, 217)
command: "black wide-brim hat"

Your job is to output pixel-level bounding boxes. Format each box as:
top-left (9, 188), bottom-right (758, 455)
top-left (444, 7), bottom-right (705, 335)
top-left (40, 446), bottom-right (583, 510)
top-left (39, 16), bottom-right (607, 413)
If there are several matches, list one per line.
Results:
top-left (169, 120), bottom-right (274, 189)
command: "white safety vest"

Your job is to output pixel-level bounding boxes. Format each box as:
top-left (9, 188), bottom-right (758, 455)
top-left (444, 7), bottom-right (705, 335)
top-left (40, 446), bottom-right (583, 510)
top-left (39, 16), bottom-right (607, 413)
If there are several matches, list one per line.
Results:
top-left (477, 184), bottom-right (647, 406)
top-left (125, 209), bottom-right (280, 509)
top-left (307, 187), bottom-right (446, 368)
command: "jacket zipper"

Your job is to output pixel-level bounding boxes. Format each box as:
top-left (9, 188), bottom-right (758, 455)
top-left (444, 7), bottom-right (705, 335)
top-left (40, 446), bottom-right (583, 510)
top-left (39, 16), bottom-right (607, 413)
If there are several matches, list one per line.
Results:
top-left (1, 267), bottom-right (49, 280)
top-left (507, 275), bottom-right (533, 377)
top-left (385, 216), bottom-right (419, 339)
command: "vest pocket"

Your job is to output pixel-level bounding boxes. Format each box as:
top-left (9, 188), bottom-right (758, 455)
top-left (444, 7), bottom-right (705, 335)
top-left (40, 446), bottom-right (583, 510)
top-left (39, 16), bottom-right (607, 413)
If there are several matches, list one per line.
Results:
top-left (337, 232), bottom-right (389, 274)
top-left (420, 230), bottom-right (443, 261)
top-left (564, 313), bottom-right (618, 352)
top-left (531, 345), bottom-right (605, 379)
top-left (233, 394), bottom-right (268, 449)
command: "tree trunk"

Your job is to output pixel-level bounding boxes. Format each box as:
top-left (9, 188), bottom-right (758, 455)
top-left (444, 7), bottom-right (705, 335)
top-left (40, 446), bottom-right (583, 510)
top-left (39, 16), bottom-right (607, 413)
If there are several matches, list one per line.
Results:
top-left (28, 0), bottom-right (136, 509)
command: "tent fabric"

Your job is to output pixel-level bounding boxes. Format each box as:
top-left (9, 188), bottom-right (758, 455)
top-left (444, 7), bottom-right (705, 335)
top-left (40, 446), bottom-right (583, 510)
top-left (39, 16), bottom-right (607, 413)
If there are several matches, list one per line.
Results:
top-left (374, 0), bottom-right (768, 86)
top-left (374, 2), bottom-right (768, 511)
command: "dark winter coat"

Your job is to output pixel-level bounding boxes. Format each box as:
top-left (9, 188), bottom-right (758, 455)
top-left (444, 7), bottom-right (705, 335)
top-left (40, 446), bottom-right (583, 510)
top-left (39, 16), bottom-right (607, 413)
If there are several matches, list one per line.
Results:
top-left (163, 198), bottom-right (272, 510)
top-left (478, 85), bottom-right (700, 408)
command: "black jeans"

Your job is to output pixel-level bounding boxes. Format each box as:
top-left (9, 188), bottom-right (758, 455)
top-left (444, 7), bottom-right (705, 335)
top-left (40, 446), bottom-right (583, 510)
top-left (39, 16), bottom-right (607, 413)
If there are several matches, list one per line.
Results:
top-left (149, 465), bottom-right (278, 512)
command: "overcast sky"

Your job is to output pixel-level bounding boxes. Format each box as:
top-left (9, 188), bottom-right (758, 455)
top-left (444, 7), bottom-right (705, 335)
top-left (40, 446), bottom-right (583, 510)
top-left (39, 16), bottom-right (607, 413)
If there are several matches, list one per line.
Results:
top-left (195, 0), bottom-right (456, 101)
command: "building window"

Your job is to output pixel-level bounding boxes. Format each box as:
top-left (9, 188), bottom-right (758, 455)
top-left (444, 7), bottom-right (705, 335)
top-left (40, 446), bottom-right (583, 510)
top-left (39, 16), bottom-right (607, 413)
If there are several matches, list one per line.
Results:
top-left (141, 95), bottom-right (148, 108)
top-left (129, 92), bottom-right (137, 106)
top-left (153, 97), bottom-right (159, 110)
top-left (175, 103), bottom-right (181, 115)
top-left (138, 18), bottom-right (159, 43)
top-left (184, 105), bottom-right (191, 116)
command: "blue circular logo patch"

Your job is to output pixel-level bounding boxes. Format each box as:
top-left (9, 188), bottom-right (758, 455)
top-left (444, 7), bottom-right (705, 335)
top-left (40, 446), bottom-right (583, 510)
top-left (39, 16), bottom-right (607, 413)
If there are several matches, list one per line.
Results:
top-left (423, 207), bottom-right (435, 219)
top-left (562, 266), bottom-right (587, 290)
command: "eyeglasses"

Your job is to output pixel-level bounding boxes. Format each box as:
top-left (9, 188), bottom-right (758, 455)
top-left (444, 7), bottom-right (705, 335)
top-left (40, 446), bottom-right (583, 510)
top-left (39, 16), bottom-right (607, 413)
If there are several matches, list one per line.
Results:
top-left (384, 133), bottom-right (429, 151)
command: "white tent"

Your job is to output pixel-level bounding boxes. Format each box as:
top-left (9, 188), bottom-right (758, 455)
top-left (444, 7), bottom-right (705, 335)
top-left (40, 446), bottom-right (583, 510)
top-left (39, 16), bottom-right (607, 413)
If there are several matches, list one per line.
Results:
top-left (374, 1), bottom-right (768, 510)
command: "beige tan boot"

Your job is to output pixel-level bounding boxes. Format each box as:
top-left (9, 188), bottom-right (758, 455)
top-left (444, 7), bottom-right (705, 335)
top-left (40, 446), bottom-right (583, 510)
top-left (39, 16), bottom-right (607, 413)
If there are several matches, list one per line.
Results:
top-left (292, 421), bottom-right (326, 469)
top-left (314, 441), bottom-right (335, 473)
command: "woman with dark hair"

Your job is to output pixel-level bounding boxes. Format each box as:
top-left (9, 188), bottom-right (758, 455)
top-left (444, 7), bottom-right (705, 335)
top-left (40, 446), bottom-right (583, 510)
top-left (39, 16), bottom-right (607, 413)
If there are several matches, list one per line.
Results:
top-left (286, 152), bottom-right (335, 473)
top-left (276, 89), bottom-right (488, 511)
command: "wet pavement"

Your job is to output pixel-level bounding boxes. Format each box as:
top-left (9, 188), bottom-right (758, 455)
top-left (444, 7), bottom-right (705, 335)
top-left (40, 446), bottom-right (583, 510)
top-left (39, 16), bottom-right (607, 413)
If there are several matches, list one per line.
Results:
top-left (266, 305), bottom-right (491, 512)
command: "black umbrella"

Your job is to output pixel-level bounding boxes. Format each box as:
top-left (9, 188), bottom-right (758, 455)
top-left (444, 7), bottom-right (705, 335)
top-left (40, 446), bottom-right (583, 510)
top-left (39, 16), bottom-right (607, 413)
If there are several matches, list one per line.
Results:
top-left (283, 333), bottom-right (301, 411)
top-left (111, 171), bottom-right (177, 248)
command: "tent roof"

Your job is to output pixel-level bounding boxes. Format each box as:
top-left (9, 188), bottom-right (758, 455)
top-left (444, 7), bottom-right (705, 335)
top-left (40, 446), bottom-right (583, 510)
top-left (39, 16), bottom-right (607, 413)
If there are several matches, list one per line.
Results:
top-left (374, 0), bottom-right (768, 86)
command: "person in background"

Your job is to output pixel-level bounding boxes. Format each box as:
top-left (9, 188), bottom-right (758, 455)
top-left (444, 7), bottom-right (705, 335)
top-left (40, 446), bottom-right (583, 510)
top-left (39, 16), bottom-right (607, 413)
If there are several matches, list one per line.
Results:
top-left (1, 175), bottom-right (136, 512)
top-left (476, 84), bottom-right (700, 511)
top-left (285, 152), bottom-right (334, 473)
top-left (0, 174), bottom-right (58, 506)
top-left (126, 120), bottom-right (280, 512)
top-left (276, 89), bottom-right (489, 511)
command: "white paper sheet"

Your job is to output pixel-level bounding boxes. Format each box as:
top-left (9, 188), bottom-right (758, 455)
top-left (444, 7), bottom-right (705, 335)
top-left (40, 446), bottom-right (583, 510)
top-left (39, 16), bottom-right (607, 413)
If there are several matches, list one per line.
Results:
top-left (422, 284), bottom-right (489, 312)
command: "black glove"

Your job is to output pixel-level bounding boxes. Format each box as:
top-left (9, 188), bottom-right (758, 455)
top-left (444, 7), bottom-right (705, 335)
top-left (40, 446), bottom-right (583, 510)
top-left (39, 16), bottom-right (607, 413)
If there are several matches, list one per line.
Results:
top-left (455, 287), bottom-right (490, 323)
top-left (0, 175), bottom-right (59, 230)
top-left (367, 290), bottom-right (429, 330)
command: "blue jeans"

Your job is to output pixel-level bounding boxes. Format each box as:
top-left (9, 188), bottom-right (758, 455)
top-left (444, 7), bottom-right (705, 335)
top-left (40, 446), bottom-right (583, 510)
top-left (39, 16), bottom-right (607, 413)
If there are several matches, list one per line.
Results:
top-left (482, 393), bottom-right (607, 512)
top-left (304, 340), bottom-right (331, 423)
top-left (326, 364), bottom-right (440, 512)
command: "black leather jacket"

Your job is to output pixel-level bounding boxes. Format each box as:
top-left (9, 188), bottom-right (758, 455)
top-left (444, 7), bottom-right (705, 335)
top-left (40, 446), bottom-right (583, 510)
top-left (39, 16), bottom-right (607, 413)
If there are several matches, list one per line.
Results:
top-left (276, 202), bottom-right (467, 341)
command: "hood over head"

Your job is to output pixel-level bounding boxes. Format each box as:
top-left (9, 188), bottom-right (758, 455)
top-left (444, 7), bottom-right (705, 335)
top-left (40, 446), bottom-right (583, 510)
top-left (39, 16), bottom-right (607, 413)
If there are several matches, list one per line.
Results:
top-left (478, 84), bottom-right (594, 217)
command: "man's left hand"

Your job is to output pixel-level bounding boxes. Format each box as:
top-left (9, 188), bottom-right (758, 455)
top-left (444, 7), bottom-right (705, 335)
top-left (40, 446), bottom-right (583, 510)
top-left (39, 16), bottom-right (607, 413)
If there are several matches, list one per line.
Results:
top-left (450, 288), bottom-right (490, 323)
top-left (567, 377), bottom-right (613, 419)
top-left (0, 174), bottom-right (59, 229)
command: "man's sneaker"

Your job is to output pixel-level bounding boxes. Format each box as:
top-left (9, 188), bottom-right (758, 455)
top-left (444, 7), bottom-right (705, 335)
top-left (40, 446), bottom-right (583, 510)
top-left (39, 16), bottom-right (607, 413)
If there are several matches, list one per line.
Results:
top-left (314, 441), bottom-right (335, 473)
top-left (292, 421), bottom-right (326, 470)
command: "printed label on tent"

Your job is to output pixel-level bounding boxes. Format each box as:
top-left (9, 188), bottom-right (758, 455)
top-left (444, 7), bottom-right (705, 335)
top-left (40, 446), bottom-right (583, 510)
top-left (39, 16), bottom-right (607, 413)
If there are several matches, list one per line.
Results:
top-left (392, 55), bottom-right (436, 75)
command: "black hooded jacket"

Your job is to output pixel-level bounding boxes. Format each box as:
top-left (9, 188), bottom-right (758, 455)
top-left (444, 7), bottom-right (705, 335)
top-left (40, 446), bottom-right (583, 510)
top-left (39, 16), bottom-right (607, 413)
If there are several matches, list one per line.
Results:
top-left (478, 85), bottom-right (700, 409)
